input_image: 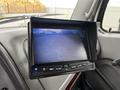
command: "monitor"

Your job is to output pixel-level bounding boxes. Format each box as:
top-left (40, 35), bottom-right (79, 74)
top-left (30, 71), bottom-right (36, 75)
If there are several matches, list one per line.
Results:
top-left (28, 17), bottom-right (97, 79)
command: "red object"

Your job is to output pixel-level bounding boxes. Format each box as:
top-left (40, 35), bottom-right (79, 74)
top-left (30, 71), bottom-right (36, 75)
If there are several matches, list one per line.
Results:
top-left (65, 73), bottom-right (81, 90)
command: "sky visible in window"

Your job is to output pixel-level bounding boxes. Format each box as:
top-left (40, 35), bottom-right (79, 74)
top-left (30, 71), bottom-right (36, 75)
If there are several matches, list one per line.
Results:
top-left (40, 0), bottom-right (78, 8)
top-left (109, 0), bottom-right (120, 7)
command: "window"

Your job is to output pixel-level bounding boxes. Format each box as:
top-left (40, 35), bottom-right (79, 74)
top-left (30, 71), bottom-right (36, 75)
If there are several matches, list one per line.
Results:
top-left (0, 0), bottom-right (78, 28)
top-left (102, 0), bottom-right (120, 32)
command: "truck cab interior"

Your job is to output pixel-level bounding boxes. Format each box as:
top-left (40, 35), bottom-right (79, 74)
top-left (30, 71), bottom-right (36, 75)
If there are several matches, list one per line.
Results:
top-left (0, 0), bottom-right (120, 90)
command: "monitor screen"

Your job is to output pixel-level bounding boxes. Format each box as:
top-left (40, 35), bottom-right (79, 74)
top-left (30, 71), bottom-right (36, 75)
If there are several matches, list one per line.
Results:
top-left (32, 28), bottom-right (87, 64)
top-left (28, 17), bottom-right (97, 79)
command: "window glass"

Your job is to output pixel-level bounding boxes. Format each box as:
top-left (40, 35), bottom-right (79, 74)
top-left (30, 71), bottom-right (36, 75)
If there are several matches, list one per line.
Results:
top-left (102, 0), bottom-right (120, 32)
top-left (0, 0), bottom-right (78, 28)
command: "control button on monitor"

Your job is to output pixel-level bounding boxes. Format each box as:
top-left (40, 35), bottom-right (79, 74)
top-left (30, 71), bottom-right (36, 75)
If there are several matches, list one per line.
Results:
top-left (82, 63), bottom-right (88, 66)
top-left (42, 68), bottom-right (46, 71)
top-left (56, 67), bottom-right (62, 71)
top-left (65, 68), bottom-right (69, 71)
top-left (49, 68), bottom-right (54, 71)
top-left (64, 65), bottom-right (69, 68)
top-left (71, 65), bottom-right (77, 69)
top-left (34, 67), bottom-right (38, 71)
top-left (32, 66), bottom-right (39, 71)
top-left (32, 69), bottom-right (39, 76)
top-left (77, 64), bottom-right (82, 67)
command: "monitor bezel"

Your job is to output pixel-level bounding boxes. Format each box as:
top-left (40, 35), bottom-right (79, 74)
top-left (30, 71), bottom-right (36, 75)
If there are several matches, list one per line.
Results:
top-left (28, 17), bottom-right (97, 78)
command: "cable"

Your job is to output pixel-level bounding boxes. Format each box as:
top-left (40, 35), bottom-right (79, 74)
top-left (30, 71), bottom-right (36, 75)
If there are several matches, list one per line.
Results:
top-left (38, 79), bottom-right (46, 90)
top-left (23, 38), bottom-right (28, 59)
top-left (85, 80), bottom-right (94, 90)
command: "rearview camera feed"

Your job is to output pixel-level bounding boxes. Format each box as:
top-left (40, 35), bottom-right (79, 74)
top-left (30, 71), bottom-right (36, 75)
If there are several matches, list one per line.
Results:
top-left (32, 28), bottom-right (88, 64)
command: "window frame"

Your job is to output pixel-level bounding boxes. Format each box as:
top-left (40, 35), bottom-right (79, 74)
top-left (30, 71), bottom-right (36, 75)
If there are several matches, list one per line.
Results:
top-left (97, 0), bottom-right (120, 33)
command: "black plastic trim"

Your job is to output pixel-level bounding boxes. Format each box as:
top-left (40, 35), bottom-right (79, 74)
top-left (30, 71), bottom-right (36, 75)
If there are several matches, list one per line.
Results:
top-left (97, 0), bottom-right (109, 22)
top-left (98, 0), bottom-right (120, 33)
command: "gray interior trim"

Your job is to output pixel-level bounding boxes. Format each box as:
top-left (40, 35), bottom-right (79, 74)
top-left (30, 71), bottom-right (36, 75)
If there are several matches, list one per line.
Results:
top-left (85, 0), bottom-right (99, 18)
top-left (0, 43), bottom-right (29, 90)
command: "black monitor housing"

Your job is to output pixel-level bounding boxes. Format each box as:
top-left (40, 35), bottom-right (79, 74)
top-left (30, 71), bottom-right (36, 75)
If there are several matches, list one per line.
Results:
top-left (28, 17), bottom-right (97, 79)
